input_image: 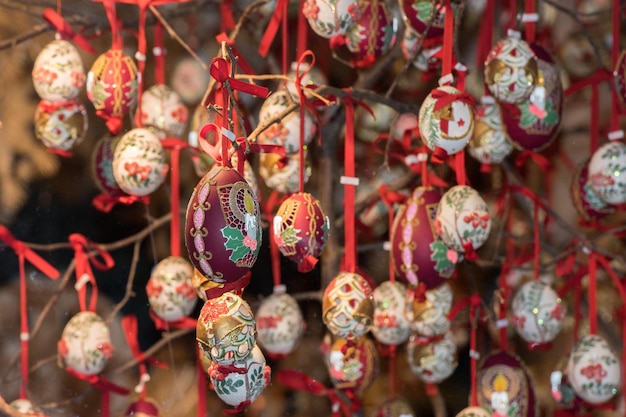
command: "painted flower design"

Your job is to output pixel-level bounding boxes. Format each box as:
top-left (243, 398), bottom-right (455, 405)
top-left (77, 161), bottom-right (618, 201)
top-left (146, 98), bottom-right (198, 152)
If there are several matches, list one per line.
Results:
top-left (243, 234), bottom-right (258, 251)
top-left (580, 363), bottom-right (607, 384)
top-left (302, 0), bottom-right (320, 20)
top-left (512, 314), bottom-right (526, 329)
top-left (528, 103), bottom-right (547, 119)
top-left (201, 300), bottom-right (230, 323)
top-left (590, 172), bottom-right (615, 187)
top-left (97, 341), bottom-right (114, 359)
top-left (125, 162), bottom-right (152, 180)
top-left (463, 212), bottom-right (490, 229)
top-left (57, 339), bottom-right (69, 357)
top-left (434, 219), bottom-right (443, 235)
top-left (550, 304), bottom-right (565, 321)
top-left (263, 122), bottom-right (290, 143)
top-left (171, 106), bottom-right (189, 123)
top-left (70, 71), bottom-right (86, 88)
top-left (175, 282), bottom-right (197, 300)
top-left (257, 315), bottom-right (281, 329)
top-left (33, 68), bottom-right (58, 84)
top-left (146, 280), bottom-right (163, 298)
top-left (375, 313), bottom-right (398, 328)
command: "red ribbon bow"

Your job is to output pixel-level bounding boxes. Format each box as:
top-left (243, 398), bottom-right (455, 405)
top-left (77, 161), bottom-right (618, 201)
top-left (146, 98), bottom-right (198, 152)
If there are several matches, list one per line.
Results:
top-left (65, 367), bottom-right (129, 417)
top-left (210, 57), bottom-right (270, 99)
top-left (0, 226), bottom-right (59, 280)
top-left (515, 150), bottom-right (551, 172)
top-left (431, 88), bottom-right (475, 112)
top-left (42, 8), bottom-right (97, 53)
top-left (69, 233), bottom-right (114, 313)
top-left (92, 193), bottom-right (150, 213)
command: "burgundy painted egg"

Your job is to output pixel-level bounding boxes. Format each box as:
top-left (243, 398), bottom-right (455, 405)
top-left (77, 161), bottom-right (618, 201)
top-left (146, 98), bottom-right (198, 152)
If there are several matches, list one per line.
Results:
top-left (91, 135), bottom-right (127, 198)
top-left (477, 351), bottom-right (537, 417)
top-left (499, 45), bottom-right (562, 151)
top-left (34, 99), bottom-right (88, 153)
top-left (343, 0), bottom-right (397, 68)
top-left (327, 335), bottom-right (380, 396)
top-left (570, 160), bottom-right (615, 222)
top-left (87, 49), bottom-right (138, 119)
top-left (400, 0), bottom-right (447, 39)
top-left (273, 192), bottom-right (330, 273)
top-left (185, 165), bottom-right (262, 284)
top-left (390, 187), bottom-right (454, 289)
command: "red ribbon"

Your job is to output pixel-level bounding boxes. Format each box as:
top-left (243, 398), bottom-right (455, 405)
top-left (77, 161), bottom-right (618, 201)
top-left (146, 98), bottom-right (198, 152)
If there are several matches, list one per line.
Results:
top-left (0, 226), bottom-right (59, 399)
top-left (258, 0), bottom-right (289, 58)
top-left (219, 0), bottom-right (236, 32)
top-left (264, 191), bottom-right (288, 288)
top-left (42, 8), bottom-right (97, 53)
top-left (514, 149), bottom-right (550, 172)
top-left (161, 138), bottom-right (189, 258)
top-left (203, 271), bottom-right (251, 301)
top-left (277, 370), bottom-right (354, 417)
top-left (154, 21), bottom-right (165, 85)
top-left (92, 193), bottom-right (150, 213)
top-left (611, 0), bottom-right (621, 132)
top-left (524, 0), bottom-right (535, 44)
top-left (588, 253), bottom-right (598, 335)
top-left (431, 89), bottom-right (475, 112)
top-left (93, 0), bottom-right (122, 50)
top-left (379, 184), bottom-right (406, 282)
top-left (215, 33), bottom-right (255, 76)
top-left (454, 150), bottom-right (467, 186)
top-left (343, 91), bottom-right (357, 274)
top-left (149, 309), bottom-right (197, 331)
top-left (441, 0), bottom-right (454, 80)
top-left (65, 367), bottom-right (129, 417)
top-left (209, 57), bottom-right (270, 99)
top-left (196, 347), bottom-right (207, 417)
top-left (295, 51), bottom-right (316, 192)
top-left (462, 241), bottom-right (478, 261)
top-left (69, 233), bottom-right (114, 313)
top-left (468, 293), bottom-right (481, 407)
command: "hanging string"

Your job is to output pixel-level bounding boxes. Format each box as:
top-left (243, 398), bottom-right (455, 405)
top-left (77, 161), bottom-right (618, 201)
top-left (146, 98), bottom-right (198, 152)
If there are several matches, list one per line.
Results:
top-left (161, 138), bottom-right (188, 258)
top-left (258, 0), bottom-right (289, 61)
top-left (508, 0), bottom-right (517, 32)
top-left (42, 8), bottom-right (97, 53)
top-left (343, 92), bottom-right (357, 273)
top-left (100, 0), bottom-right (122, 50)
top-left (476, 0), bottom-right (494, 94)
top-left (266, 191), bottom-right (286, 289)
top-left (154, 21), bottom-right (165, 85)
top-left (295, 52), bottom-right (315, 192)
top-left (587, 250), bottom-right (597, 335)
top-left (610, 0), bottom-right (622, 134)
top-left (523, 0), bottom-right (536, 44)
top-left (297, 0), bottom-right (308, 59)
top-left (197, 347), bottom-right (207, 417)
top-left (469, 293), bottom-right (481, 407)
top-left (440, 0), bottom-right (454, 82)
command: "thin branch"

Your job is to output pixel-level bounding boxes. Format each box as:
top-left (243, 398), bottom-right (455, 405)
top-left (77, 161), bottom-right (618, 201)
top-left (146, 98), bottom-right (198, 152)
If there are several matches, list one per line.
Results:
top-left (106, 239), bottom-right (142, 324)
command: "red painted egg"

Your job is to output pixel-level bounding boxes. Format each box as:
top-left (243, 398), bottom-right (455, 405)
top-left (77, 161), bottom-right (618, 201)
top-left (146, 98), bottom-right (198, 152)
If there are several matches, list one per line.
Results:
top-left (87, 49), bottom-right (138, 119)
top-left (273, 192), bottom-right (330, 273)
top-left (185, 165), bottom-right (262, 284)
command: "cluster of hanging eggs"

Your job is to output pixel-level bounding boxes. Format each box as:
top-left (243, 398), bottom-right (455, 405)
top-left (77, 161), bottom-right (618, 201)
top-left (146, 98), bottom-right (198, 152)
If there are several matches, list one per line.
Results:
top-left (31, 39), bottom-right (88, 154)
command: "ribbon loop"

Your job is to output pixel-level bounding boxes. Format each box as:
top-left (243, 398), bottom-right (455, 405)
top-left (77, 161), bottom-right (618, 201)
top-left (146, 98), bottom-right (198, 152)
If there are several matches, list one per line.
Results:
top-left (209, 57), bottom-right (270, 98)
top-left (42, 8), bottom-right (97, 53)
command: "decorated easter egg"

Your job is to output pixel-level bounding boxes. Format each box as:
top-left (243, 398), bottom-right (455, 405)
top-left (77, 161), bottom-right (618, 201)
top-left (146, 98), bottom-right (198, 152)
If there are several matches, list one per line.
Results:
top-left (327, 336), bottom-right (380, 395)
top-left (170, 56), bottom-right (212, 105)
top-left (196, 292), bottom-right (256, 365)
top-left (58, 311), bottom-right (113, 376)
top-left (455, 407), bottom-right (492, 417)
top-left (499, 45), bottom-right (562, 151)
top-left (371, 281), bottom-right (411, 345)
top-left (484, 37), bottom-right (538, 104)
top-left (302, 0), bottom-right (359, 38)
top-left (400, 0), bottom-right (447, 39)
top-left (32, 39), bottom-right (85, 102)
top-left (185, 165), bottom-right (262, 283)
top-left (587, 141), bottom-right (626, 205)
top-left (124, 399), bottom-right (159, 417)
top-left (390, 186), bottom-right (455, 288)
top-left (401, 27), bottom-right (442, 73)
top-left (146, 256), bottom-right (197, 322)
top-left (558, 33), bottom-right (600, 80)
top-left (468, 99), bottom-right (514, 165)
top-left (273, 192), bottom-right (330, 273)
top-left (566, 334), bottom-right (621, 404)
top-left (407, 332), bottom-right (457, 383)
top-left (389, 112), bottom-right (420, 144)
top-left (10, 399), bottom-right (48, 417)
top-left (570, 160), bottom-right (615, 222)
top-left (34, 99), bottom-right (88, 153)
top-left (257, 90), bottom-right (316, 155)
top-left (435, 185), bottom-right (491, 255)
top-left (418, 85), bottom-right (475, 157)
top-left (511, 281), bottom-right (566, 345)
top-left (343, 0), bottom-right (397, 68)
top-left (286, 61), bottom-right (328, 102)
top-left (140, 84), bottom-right (189, 138)
top-left (374, 398), bottom-right (416, 417)
top-left (405, 282), bottom-right (453, 337)
top-left (92, 135), bottom-right (127, 198)
top-left (87, 49), bottom-right (138, 118)
top-left (112, 128), bottom-right (166, 197)
top-left (259, 152), bottom-right (311, 194)
top-left (356, 100), bottom-right (398, 142)
top-left (477, 351), bottom-right (537, 417)
top-left (207, 344), bottom-right (271, 409)
top-left (256, 291), bottom-right (305, 357)
top-left (322, 271), bottom-right (374, 340)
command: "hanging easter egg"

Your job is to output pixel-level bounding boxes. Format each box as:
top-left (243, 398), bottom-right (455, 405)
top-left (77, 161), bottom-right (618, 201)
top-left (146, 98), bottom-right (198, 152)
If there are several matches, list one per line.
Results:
top-left (112, 128), bottom-right (166, 197)
top-left (484, 37), bottom-right (538, 104)
top-left (400, 0), bottom-right (447, 39)
top-left (10, 399), bottom-right (49, 417)
top-left (322, 272), bottom-right (374, 340)
top-left (455, 407), bottom-right (492, 417)
top-left (185, 165), bottom-right (262, 283)
top-left (558, 33), bottom-right (600, 80)
top-left (615, 51), bottom-right (626, 105)
top-left (196, 292), bottom-right (256, 365)
top-left (140, 84), bottom-right (189, 138)
top-left (302, 0), bottom-right (359, 38)
top-left (435, 185), bottom-right (491, 255)
top-left (511, 281), bottom-right (566, 345)
top-left (286, 61), bottom-right (328, 102)
top-left (401, 27), bottom-right (442, 73)
top-left (499, 45), bottom-right (562, 151)
top-left (170, 56), bottom-right (212, 105)
top-left (32, 39), bottom-right (85, 102)
top-left (418, 85), bottom-right (475, 157)
top-left (566, 334), bottom-right (621, 404)
top-left (407, 332), bottom-right (457, 383)
top-left (570, 160), bottom-right (615, 222)
top-left (259, 152), bottom-right (311, 194)
top-left (374, 398), bottom-right (416, 417)
top-left (477, 351), bottom-right (537, 417)
top-left (405, 282), bottom-right (453, 337)
top-left (146, 256), bottom-right (197, 322)
top-left (390, 186), bottom-right (455, 288)
top-left (92, 135), bottom-right (127, 198)
top-left (125, 399), bottom-right (159, 417)
top-left (87, 49), bottom-right (138, 118)
top-left (389, 112), bottom-right (420, 144)
top-left (371, 281), bottom-right (411, 345)
top-left (343, 0), bottom-right (397, 68)
top-left (257, 90), bottom-right (316, 155)
top-left (327, 336), bottom-right (380, 395)
top-left (273, 192), bottom-right (330, 273)
top-left (468, 99), bottom-right (514, 165)
top-left (256, 291), bottom-right (305, 357)
top-left (208, 344), bottom-right (271, 409)
top-left (355, 100), bottom-right (397, 143)
top-left (58, 311), bottom-right (113, 376)
top-left (587, 141), bottom-right (626, 205)
top-left (34, 99), bottom-right (88, 153)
